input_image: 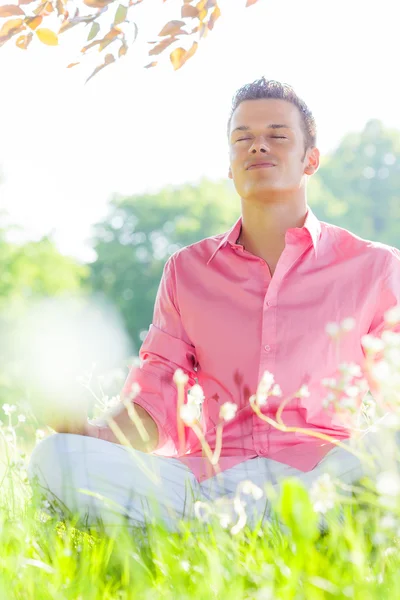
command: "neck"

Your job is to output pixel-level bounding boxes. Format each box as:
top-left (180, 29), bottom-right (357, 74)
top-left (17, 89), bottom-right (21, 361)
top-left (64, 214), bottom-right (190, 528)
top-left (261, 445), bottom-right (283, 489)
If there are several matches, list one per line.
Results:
top-left (237, 198), bottom-right (309, 262)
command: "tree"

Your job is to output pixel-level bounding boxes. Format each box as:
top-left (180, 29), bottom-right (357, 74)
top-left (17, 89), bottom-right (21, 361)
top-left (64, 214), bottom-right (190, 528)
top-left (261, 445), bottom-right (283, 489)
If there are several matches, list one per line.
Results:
top-left (312, 119), bottom-right (400, 248)
top-left (88, 177), bottom-right (240, 351)
top-left (0, 0), bottom-right (261, 82)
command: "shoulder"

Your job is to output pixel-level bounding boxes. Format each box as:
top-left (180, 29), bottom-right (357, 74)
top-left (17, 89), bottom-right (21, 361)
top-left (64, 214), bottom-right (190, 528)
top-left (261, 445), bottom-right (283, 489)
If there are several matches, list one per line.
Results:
top-left (168, 231), bottom-right (228, 267)
top-left (321, 220), bottom-right (399, 264)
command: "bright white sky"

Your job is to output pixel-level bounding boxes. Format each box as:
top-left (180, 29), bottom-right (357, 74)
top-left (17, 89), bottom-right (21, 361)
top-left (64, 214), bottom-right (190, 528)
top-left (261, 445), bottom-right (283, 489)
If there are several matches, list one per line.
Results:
top-left (1, 0), bottom-right (399, 264)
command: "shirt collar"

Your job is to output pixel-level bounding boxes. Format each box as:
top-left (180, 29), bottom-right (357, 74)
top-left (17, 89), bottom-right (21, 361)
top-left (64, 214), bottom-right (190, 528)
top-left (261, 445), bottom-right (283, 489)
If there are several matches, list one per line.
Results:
top-left (206, 206), bottom-right (321, 266)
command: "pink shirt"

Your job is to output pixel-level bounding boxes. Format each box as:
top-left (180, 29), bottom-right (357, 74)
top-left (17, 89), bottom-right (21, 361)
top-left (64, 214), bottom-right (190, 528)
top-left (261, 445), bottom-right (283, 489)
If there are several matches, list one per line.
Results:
top-left (121, 207), bottom-right (400, 482)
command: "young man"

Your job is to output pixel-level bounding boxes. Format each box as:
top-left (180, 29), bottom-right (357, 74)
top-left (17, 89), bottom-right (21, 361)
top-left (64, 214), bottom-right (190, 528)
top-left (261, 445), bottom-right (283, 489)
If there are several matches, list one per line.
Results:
top-left (28, 78), bottom-right (400, 530)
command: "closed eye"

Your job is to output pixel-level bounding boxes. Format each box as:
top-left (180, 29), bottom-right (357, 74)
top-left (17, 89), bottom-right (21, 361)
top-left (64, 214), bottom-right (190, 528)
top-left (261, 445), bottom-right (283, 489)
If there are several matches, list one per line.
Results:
top-left (236, 136), bottom-right (287, 141)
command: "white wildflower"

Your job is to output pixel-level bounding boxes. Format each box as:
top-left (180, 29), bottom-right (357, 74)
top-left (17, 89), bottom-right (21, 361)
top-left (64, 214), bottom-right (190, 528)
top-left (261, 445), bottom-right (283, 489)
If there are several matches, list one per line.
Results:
top-left (297, 385), bottom-right (310, 399)
top-left (321, 378), bottom-right (337, 389)
top-left (271, 384), bottom-right (282, 397)
top-left (370, 360), bottom-right (391, 381)
top-left (376, 472), bottom-right (400, 497)
top-left (381, 330), bottom-right (400, 347)
top-left (180, 403), bottom-right (200, 425)
top-left (17, 414), bottom-right (26, 423)
top-left (180, 560), bottom-right (190, 572)
top-left (325, 323), bottom-right (341, 337)
top-left (188, 384), bottom-right (205, 405)
top-left (2, 404), bottom-right (17, 416)
top-left (35, 429), bottom-right (45, 440)
top-left (339, 396), bottom-right (357, 410)
top-left (173, 368), bottom-right (189, 386)
top-left (343, 386), bottom-right (360, 398)
top-left (230, 496), bottom-right (247, 535)
top-left (310, 473), bottom-right (336, 514)
top-left (361, 335), bottom-right (385, 353)
top-left (219, 402), bottom-right (238, 422)
top-left (384, 305), bottom-right (400, 325)
top-left (385, 347), bottom-right (400, 366)
top-left (218, 513), bottom-right (232, 528)
top-left (341, 317), bottom-right (356, 331)
top-left (339, 362), bottom-right (362, 378)
top-left (256, 371), bottom-right (275, 406)
top-left (239, 480), bottom-right (263, 500)
top-left (194, 501), bottom-right (212, 523)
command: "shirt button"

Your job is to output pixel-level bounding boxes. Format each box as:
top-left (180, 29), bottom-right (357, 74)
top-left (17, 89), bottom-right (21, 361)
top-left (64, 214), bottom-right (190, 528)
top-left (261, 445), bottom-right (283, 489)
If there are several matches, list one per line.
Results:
top-left (264, 345), bottom-right (271, 352)
top-left (266, 301), bottom-right (273, 307)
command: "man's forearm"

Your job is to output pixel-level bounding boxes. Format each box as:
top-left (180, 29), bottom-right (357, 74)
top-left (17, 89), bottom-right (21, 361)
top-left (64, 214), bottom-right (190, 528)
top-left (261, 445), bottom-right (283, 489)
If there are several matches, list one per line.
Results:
top-left (86, 404), bottom-right (159, 452)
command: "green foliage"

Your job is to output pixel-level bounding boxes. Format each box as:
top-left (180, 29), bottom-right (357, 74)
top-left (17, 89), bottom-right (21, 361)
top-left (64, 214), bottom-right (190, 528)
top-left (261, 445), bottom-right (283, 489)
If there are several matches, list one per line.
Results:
top-left (88, 177), bottom-right (240, 352)
top-left (309, 119), bottom-right (400, 247)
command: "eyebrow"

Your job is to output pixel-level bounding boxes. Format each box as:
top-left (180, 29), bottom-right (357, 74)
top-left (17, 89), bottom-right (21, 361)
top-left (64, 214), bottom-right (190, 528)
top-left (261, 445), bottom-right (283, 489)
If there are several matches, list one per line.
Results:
top-left (231, 124), bottom-right (292, 137)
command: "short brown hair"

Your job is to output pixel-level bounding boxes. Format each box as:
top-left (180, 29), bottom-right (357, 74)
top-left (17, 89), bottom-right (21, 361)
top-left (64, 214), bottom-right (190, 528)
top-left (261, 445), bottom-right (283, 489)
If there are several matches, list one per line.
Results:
top-left (227, 77), bottom-right (317, 152)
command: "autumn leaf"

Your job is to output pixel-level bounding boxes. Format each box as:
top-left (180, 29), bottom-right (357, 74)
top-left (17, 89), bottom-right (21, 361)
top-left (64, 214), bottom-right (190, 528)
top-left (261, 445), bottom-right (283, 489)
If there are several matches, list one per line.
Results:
top-left (149, 36), bottom-right (176, 56)
top-left (67, 62), bottom-right (80, 68)
top-left (0, 5), bottom-right (25, 18)
top-left (144, 61), bottom-right (157, 68)
top-left (26, 16), bottom-right (43, 30)
top-left (85, 52), bottom-right (115, 83)
top-left (36, 27), bottom-right (58, 45)
top-left (33, 1), bottom-right (54, 16)
top-left (118, 41), bottom-right (128, 57)
top-left (15, 31), bottom-right (33, 49)
top-left (207, 5), bottom-right (221, 31)
top-left (114, 4), bottom-right (128, 26)
top-left (87, 22), bottom-right (100, 41)
top-left (99, 26), bottom-right (121, 51)
top-left (55, 0), bottom-right (68, 17)
top-left (246, 0), bottom-right (261, 6)
top-left (158, 20), bottom-right (186, 37)
top-left (181, 5), bottom-right (199, 18)
top-left (83, 0), bottom-right (114, 8)
top-left (0, 18), bottom-right (25, 45)
top-left (170, 41), bottom-right (197, 70)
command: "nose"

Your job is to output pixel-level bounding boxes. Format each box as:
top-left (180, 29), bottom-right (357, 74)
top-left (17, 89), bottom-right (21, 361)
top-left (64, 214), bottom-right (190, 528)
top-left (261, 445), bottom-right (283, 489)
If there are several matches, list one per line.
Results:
top-left (249, 136), bottom-right (271, 154)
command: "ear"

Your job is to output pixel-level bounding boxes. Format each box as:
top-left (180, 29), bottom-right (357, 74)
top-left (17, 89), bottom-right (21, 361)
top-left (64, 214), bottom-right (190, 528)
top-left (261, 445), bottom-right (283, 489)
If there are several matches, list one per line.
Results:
top-left (304, 147), bottom-right (320, 175)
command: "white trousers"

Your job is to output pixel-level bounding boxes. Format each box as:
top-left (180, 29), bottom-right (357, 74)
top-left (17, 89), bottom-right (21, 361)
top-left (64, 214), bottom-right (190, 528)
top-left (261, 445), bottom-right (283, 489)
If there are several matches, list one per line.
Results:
top-left (27, 416), bottom-right (394, 532)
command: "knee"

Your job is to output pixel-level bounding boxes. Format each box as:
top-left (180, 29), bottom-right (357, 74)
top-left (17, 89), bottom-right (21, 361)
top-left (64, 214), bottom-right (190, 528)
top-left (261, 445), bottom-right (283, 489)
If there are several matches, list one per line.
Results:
top-left (27, 433), bottom-right (82, 493)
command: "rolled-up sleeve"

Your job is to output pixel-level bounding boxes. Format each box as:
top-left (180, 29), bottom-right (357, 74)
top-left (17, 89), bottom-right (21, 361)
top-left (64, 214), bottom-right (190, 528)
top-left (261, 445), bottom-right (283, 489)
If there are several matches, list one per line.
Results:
top-left (120, 253), bottom-right (198, 456)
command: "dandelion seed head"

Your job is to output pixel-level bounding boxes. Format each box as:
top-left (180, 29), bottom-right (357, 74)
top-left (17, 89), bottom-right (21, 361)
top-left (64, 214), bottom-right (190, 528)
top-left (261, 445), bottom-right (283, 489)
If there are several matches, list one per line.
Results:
top-left (219, 402), bottom-right (238, 422)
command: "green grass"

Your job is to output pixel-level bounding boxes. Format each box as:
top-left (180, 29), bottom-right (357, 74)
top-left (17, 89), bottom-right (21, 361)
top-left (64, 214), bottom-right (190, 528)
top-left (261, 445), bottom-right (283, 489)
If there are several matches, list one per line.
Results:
top-left (1, 433), bottom-right (400, 600)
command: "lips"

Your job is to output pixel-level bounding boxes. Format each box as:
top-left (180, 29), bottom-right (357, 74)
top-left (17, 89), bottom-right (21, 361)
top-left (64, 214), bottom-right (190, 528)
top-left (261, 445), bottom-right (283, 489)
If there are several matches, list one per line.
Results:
top-left (247, 163), bottom-right (275, 170)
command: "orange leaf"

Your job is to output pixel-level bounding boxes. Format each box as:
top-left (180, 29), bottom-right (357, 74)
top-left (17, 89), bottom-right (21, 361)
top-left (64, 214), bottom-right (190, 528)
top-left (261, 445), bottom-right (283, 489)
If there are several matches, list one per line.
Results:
top-left (55, 0), bottom-right (67, 17)
top-left (144, 61), bottom-right (157, 68)
top-left (67, 62), bottom-right (80, 68)
top-left (118, 42), bottom-right (128, 57)
top-left (246, 0), bottom-right (260, 6)
top-left (207, 5), bottom-right (220, 31)
top-left (158, 19), bottom-right (186, 37)
top-left (36, 27), bottom-right (58, 45)
top-left (33, 1), bottom-right (54, 16)
top-left (26, 16), bottom-right (43, 30)
top-left (170, 42), bottom-right (197, 70)
top-left (149, 36), bottom-right (176, 56)
top-left (0, 18), bottom-right (25, 44)
top-left (181, 5), bottom-right (199, 18)
top-left (15, 31), bottom-right (33, 49)
top-left (0, 5), bottom-right (25, 17)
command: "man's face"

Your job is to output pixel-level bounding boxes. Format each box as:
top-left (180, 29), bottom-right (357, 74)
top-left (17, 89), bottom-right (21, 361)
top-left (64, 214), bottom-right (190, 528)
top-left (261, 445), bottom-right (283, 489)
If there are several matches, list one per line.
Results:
top-left (228, 98), bottom-right (319, 198)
